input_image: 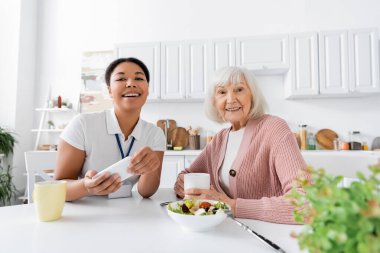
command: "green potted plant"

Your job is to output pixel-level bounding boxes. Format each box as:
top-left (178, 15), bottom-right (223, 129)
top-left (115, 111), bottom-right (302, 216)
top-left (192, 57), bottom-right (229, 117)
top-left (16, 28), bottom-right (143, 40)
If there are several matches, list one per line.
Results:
top-left (0, 127), bottom-right (17, 206)
top-left (290, 165), bottom-right (380, 253)
top-left (0, 164), bottom-right (17, 206)
top-left (0, 127), bottom-right (17, 157)
top-left (47, 120), bottom-right (55, 129)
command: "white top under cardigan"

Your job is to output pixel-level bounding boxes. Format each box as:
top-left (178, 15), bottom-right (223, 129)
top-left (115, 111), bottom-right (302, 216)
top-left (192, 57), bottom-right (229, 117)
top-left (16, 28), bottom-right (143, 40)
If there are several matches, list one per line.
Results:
top-left (218, 127), bottom-right (245, 195)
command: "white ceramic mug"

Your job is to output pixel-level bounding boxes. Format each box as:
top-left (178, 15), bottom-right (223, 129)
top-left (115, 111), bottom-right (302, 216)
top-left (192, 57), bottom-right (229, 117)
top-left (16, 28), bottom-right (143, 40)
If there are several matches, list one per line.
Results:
top-left (184, 173), bottom-right (210, 193)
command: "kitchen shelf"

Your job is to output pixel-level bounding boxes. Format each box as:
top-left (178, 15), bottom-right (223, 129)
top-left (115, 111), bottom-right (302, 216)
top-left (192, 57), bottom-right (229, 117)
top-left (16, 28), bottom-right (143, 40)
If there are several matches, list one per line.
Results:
top-left (31, 129), bottom-right (64, 133)
top-left (33, 106), bottom-right (76, 150)
top-left (35, 108), bottom-right (73, 112)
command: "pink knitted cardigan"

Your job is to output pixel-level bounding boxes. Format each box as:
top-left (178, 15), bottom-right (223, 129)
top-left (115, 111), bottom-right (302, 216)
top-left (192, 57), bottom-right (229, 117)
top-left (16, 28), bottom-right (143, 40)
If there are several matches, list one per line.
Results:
top-left (176, 115), bottom-right (309, 224)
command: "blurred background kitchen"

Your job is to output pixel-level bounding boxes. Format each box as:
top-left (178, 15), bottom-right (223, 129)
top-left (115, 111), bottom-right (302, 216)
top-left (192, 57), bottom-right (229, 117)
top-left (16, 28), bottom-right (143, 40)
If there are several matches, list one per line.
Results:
top-left (1, 0), bottom-right (380, 196)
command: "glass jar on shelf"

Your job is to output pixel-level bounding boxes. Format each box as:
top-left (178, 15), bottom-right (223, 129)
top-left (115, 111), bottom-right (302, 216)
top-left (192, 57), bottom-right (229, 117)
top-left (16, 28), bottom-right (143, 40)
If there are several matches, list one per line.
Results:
top-left (307, 133), bottom-right (316, 150)
top-left (333, 138), bottom-right (340, 151)
top-left (340, 141), bottom-right (350, 150)
top-left (349, 131), bottom-right (362, 150)
top-left (362, 141), bottom-right (369, 151)
top-left (299, 124), bottom-right (307, 150)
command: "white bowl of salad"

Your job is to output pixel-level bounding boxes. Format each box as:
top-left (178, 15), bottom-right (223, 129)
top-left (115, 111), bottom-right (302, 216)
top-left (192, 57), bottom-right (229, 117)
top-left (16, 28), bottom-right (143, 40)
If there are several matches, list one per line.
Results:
top-left (167, 199), bottom-right (230, 232)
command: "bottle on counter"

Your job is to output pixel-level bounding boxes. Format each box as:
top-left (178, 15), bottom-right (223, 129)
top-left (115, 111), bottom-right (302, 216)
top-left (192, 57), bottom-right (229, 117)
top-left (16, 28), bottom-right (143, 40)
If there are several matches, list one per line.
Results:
top-left (299, 124), bottom-right (307, 150)
top-left (307, 132), bottom-right (316, 150)
top-left (362, 141), bottom-right (369, 151)
top-left (166, 140), bottom-right (173, 150)
top-left (349, 131), bottom-right (362, 150)
top-left (340, 141), bottom-right (350, 151)
top-left (57, 96), bottom-right (62, 108)
top-left (333, 138), bottom-right (340, 151)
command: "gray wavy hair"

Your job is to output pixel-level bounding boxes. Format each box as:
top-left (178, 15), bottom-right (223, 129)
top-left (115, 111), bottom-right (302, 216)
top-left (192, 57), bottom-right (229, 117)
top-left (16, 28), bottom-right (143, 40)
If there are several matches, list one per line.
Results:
top-left (204, 66), bottom-right (268, 123)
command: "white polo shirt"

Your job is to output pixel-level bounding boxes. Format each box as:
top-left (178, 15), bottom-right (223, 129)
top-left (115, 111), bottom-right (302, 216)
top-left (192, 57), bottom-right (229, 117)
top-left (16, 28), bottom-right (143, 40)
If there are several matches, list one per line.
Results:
top-left (60, 108), bottom-right (166, 180)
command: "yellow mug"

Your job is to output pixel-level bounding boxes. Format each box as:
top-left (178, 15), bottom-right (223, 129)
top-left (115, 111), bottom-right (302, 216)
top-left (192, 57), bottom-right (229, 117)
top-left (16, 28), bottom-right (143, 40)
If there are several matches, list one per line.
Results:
top-left (33, 180), bottom-right (67, 222)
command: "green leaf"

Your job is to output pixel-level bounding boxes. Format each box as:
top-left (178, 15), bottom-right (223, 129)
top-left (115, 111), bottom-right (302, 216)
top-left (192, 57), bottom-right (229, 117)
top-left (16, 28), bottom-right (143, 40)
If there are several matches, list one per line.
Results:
top-left (0, 127), bottom-right (17, 157)
top-left (0, 164), bottom-right (17, 206)
top-left (291, 165), bottom-right (380, 253)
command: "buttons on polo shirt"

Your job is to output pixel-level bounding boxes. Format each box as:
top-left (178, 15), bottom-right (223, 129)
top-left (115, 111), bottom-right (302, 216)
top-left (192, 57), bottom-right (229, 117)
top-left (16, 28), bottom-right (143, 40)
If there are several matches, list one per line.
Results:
top-left (229, 169), bottom-right (236, 177)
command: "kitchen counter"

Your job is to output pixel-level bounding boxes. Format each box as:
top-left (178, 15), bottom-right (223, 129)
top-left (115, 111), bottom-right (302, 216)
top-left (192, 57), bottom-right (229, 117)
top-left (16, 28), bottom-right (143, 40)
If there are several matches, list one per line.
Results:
top-left (301, 150), bottom-right (380, 178)
top-left (301, 150), bottom-right (380, 155)
top-left (163, 149), bottom-right (380, 181)
top-left (165, 149), bottom-right (380, 156)
top-left (164, 149), bottom-right (380, 157)
top-left (164, 150), bottom-right (202, 156)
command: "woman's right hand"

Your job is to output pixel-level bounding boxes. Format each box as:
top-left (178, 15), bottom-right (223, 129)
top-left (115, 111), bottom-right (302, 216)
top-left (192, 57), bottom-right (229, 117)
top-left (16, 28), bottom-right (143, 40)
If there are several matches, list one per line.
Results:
top-left (174, 174), bottom-right (185, 198)
top-left (83, 170), bottom-right (122, 196)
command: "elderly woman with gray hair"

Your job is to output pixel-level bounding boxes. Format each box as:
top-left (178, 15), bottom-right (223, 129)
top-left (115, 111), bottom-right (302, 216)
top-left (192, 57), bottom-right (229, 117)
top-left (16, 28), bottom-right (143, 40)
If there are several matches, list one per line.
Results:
top-left (174, 66), bottom-right (309, 224)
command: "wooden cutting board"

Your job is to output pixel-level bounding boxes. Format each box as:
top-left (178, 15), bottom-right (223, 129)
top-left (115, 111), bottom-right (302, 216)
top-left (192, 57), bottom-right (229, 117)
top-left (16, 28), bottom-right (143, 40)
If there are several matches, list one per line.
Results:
top-left (315, 129), bottom-right (338, 150)
top-left (170, 127), bottom-right (189, 148)
top-left (156, 119), bottom-right (176, 144)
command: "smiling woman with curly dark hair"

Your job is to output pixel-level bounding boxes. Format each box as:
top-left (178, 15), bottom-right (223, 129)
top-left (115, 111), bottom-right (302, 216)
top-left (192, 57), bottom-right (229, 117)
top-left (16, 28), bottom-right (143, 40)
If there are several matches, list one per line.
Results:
top-left (55, 58), bottom-right (166, 201)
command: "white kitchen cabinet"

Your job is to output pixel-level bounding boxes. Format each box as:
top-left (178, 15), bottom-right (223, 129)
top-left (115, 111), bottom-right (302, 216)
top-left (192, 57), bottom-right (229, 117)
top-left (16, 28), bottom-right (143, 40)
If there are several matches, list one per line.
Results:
top-left (160, 42), bottom-right (186, 99)
top-left (285, 32), bottom-right (319, 98)
top-left (236, 34), bottom-right (289, 75)
top-left (285, 28), bottom-right (380, 99)
top-left (160, 156), bottom-right (184, 188)
top-left (183, 155), bottom-right (198, 171)
top-left (160, 40), bottom-right (208, 100)
top-left (185, 40), bottom-right (209, 99)
top-left (319, 30), bottom-right (350, 95)
top-left (209, 38), bottom-right (236, 74)
top-left (115, 28), bottom-right (379, 101)
top-left (349, 28), bottom-right (380, 93)
top-left (115, 42), bottom-right (161, 100)
top-left (160, 151), bottom-right (201, 188)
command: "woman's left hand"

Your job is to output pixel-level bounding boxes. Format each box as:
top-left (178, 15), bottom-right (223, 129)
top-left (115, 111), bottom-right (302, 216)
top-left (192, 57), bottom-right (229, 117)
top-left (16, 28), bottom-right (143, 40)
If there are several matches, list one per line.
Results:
top-left (185, 186), bottom-right (236, 214)
top-left (128, 146), bottom-right (160, 175)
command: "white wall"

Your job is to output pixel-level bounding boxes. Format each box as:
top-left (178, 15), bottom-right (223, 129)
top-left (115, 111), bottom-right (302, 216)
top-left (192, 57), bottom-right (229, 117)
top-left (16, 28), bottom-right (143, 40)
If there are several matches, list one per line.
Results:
top-left (6, 0), bottom-right (380, 191)
top-left (0, 0), bottom-right (21, 191)
top-left (12, 0), bottom-right (38, 189)
top-left (0, 0), bottom-right (37, 191)
top-left (0, 0), bottom-right (21, 128)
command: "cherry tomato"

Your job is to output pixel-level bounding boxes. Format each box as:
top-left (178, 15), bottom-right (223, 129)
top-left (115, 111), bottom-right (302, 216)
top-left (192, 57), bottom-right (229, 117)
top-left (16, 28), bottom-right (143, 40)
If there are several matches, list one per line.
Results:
top-left (199, 202), bottom-right (212, 209)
